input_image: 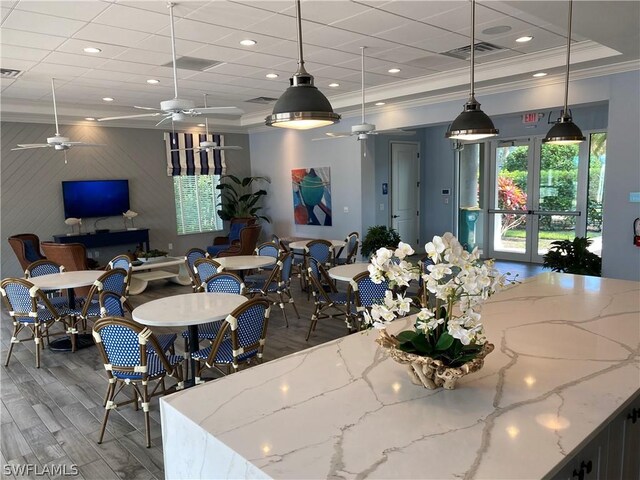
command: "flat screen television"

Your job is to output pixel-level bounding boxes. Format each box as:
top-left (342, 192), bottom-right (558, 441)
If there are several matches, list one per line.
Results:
top-left (62, 179), bottom-right (130, 219)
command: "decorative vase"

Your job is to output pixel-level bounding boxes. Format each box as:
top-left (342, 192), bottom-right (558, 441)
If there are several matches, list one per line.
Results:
top-left (376, 329), bottom-right (494, 390)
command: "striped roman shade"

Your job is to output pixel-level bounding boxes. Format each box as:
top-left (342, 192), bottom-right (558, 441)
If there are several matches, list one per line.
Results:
top-left (164, 132), bottom-right (227, 176)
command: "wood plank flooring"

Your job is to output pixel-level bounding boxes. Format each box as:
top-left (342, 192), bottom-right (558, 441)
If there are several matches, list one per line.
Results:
top-left (0, 260), bottom-right (543, 479)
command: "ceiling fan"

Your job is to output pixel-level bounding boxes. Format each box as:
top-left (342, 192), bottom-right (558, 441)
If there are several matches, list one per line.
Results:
top-left (12, 78), bottom-right (104, 160)
top-left (315, 47), bottom-right (414, 141)
top-left (98, 2), bottom-right (242, 126)
top-left (170, 94), bottom-right (242, 153)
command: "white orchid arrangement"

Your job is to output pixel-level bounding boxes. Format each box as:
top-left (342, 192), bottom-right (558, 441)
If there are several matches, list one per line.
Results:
top-left (365, 233), bottom-right (511, 367)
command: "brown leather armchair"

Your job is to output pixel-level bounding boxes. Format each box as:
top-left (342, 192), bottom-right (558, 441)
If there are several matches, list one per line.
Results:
top-left (41, 242), bottom-right (91, 295)
top-left (216, 225), bottom-right (262, 258)
top-left (208, 217), bottom-right (257, 256)
top-left (8, 233), bottom-right (45, 271)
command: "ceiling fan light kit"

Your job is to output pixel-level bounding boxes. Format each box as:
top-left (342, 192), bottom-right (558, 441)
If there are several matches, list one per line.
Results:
top-left (543, 0), bottom-right (585, 145)
top-left (265, 0), bottom-right (340, 130)
top-left (446, 0), bottom-right (498, 142)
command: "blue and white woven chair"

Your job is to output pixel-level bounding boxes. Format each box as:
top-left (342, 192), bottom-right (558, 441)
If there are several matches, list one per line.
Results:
top-left (181, 272), bottom-right (246, 358)
top-left (245, 241), bottom-right (280, 283)
top-left (335, 232), bottom-right (360, 265)
top-left (305, 258), bottom-right (351, 341)
top-left (192, 258), bottom-right (223, 290)
top-left (106, 255), bottom-right (133, 295)
top-left (347, 271), bottom-right (390, 331)
top-left (93, 316), bottom-right (184, 448)
top-left (303, 239), bottom-right (333, 299)
top-left (192, 298), bottom-right (270, 381)
top-left (0, 278), bottom-right (74, 368)
top-left (184, 248), bottom-right (208, 292)
top-left (24, 259), bottom-right (69, 309)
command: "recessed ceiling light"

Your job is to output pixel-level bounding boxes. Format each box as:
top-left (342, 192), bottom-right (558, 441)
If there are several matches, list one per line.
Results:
top-left (102, 97), bottom-right (114, 102)
top-left (482, 25), bottom-right (512, 35)
top-left (533, 72), bottom-right (548, 78)
top-left (240, 39), bottom-right (257, 46)
top-left (375, 102), bottom-right (386, 106)
top-left (197, 123), bottom-right (206, 127)
top-left (328, 83), bottom-right (340, 87)
top-left (388, 68), bottom-right (401, 73)
top-left (83, 47), bottom-right (102, 54)
top-left (84, 117), bottom-right (96, 121)
top-left (266, 73), bottom-right (279, 79)
top-left (516, 36), bottom-right (534, 43)
top-left (146, 79), bottom-right (160, 84)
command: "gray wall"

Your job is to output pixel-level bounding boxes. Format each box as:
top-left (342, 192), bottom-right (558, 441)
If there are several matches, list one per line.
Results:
top-left (1, 122), bottom-right (250, 278)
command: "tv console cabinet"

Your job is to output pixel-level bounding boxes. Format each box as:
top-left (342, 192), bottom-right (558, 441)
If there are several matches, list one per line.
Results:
top-left (52, 229), bottom-right (150, 251)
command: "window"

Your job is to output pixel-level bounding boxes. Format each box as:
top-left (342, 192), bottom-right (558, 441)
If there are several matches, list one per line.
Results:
top-left (173, 175), bottom-right (223, 235)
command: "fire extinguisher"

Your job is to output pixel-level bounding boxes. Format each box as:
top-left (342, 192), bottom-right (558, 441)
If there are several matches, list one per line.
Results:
top-left (635, 218), bottom-right (640, 247)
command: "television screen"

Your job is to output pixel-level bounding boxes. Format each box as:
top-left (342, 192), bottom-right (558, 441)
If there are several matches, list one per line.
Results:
top-left (62, 179), bottom-right (130, 219)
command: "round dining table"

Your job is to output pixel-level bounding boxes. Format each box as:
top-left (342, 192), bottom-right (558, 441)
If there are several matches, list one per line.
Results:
top-left (288, 239), bottom-right (346, 250)
top-left (132, 292), bottom-right (247, 386)
top-left (327, 263), bottom-right (370, 282)
top-left (214, 255), bottom-right (276, 280)
top-left (27, 270), bottom-right (103, 351)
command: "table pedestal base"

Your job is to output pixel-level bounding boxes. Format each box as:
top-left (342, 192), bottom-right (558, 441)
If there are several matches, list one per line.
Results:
top-left (49, 334), bottom-right (95, 352)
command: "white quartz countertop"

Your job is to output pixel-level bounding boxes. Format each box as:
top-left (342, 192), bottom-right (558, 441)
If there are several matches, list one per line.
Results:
top-left (160, 273), bottom-right (640, 479)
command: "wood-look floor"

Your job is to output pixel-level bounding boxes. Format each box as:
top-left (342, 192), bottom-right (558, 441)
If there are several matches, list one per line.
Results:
top-left (0, 261), bottom-right (543, 480)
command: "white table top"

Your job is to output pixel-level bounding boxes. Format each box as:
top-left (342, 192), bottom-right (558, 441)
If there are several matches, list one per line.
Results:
top-left (26, 270), bottom-right (103, 290)
top-left (288, 239), bottom-right (346, 250)
top-left (328, 263), bottom-right (369, 282)
top-left (132, 292), bottom-right (246, 327)
top-left (160, 273), bottom-right (640, 479)
top-left (131, 256), bottom-right (184, 271)
top-left (214, 255), bottom-right (275, 271)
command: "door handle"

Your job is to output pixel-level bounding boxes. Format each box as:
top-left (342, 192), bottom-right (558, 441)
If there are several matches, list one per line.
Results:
top-left (392, 215), bottom-right (399, 218)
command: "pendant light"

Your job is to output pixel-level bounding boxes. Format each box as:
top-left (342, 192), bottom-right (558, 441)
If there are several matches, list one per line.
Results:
top-left (445, 0), bottom-right (499, 141)
top-left (543, 0), bottom-right (585, 145)
top-left (265, 0), bottom-right (340, 130)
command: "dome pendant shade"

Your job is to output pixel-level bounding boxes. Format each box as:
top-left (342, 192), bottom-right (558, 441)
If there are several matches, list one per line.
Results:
top-left (265, 0), bottom-right (340, 130)
top-left (446, 96), bottom-right (499, 141)
top-left (266, 72), bottom-right (340, 129)
top-left (543, 113), bottom-right (585, 145)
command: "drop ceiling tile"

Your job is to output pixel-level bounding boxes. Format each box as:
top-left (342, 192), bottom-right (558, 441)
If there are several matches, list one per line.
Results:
top-left (55, 38), bottom-right (129, 58)
top-left (187, 44), bottom-right (253, 63)
top-left (145, 65), bottom-right (203, 80)
top-left (335, 54), bottom-right (398, 71)
top-left (14, 1), bottom-right (110, 21)
top-left (372, 45), bottom-right (438, 64)
top-left (235, 52), bottom-right (296, 69)
top-left (1, 44), bottom-right (50, 62)
top-left (373, 1), bottom-right (461, 21)
top-left (474, 49), bottom-right (522, 65)
top-left (1, 28), bottom-right (67, 49)
top-left (299, 1), bottom-right (372, 24)
top-left (305, 48), bottom-right (360, 66)
top-left (43, 51), bottom-right (109, 69)
top-left (302, 26), bottom-right (369, 49)
top-left (155, 18), bottom-right (237, 43)
top-left (424, 4), bottom-right (497, 33)
top-left (95, 58), bottom-right (163, 75)
top-left (329, 8), bottom-right (402, 35)
top-left (255, 39), bottom-right (298, 58)
top-left (376, 21), bottom-right (453, 46)
top-left (403, 53), bottom-right (467, 71)
top-left (204, 63), bottom-right (261, 77)
top-left (0, 57), bottom-right (37, 72)
top-left (1, 77), bottom-right (16, 90)
top-left (335, 36), bottom-right (399, 54)
top-left (311, 64), bottom-right (360, 79)
top-left (0, 1), bottom-right (18, 8)
top-left (81, 69), bottom-right (138, 82)
top-left (241, 13), bottom-right (299, 37)
top-left (410, 33), bottom-right (470, 54)
top-left (3, 9), bottom-right (85, 36)
top-left (205, 29), bottom-right (289, 51)
top-left (341, 70), bottom-right (397, 87)
top-left (135, 35), bottom-right (205, 56)
top-left (92, 4), bottom-right (171, 34)
top-left (186, 2), bottom-right (271, 30)
top-left (1, 6), bottom-right (11, 21)
top-left (28, 62), bottom-right (91, 79)
top-left (231, 1), bottom-right (292, 14)
top-left (1, 81), bottom-right (53, 100)
top-left (72, 23), bottom-right (151, 48)
top-left (368, 63), bottom-right (433, 79)
top-left (113, 48), bottom-right (173, 66)
top-left (117, 1), bottom-right (206, 16)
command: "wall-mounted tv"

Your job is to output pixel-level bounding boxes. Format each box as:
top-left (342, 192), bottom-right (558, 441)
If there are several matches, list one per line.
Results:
top-left (62, 179), bottom-right (130, 219)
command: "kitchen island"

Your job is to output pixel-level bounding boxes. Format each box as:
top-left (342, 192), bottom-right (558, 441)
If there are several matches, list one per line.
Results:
top-left (160, 273), bottom-right (640, 479)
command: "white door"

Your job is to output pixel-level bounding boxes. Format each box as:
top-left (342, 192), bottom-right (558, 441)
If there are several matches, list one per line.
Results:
top-left (391, 142), bottom-right (420, 251)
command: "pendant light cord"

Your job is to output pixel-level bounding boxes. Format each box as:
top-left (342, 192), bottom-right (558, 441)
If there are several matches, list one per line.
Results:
top-left (168, 2), bottom-right (179, 100)
top-left (469, 0), bottom-right (476, 98)
top-left (51, 78), bottom-right (60, 136)
top-left (361, 46), bottom-right (366, 123)
top-left (562, 0), bottom-right (573, 117)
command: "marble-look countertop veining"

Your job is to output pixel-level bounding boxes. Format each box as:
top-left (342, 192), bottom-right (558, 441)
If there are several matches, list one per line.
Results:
top-left (160, 273), bottom-right (640, 479)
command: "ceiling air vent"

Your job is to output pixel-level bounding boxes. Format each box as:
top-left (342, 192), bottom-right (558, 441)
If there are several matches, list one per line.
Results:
top-left (1, 68), bottom-right (23, 79)
top-left (246, 96), bottom-right (278, 104)
top-left (162, 57), bottom-right (223, 71)
top-left (441, 41), bottom-right (504, 60)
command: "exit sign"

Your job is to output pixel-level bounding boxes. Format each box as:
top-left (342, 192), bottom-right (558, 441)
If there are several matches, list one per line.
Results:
top-left (522, 112), bottom-right (540, 124)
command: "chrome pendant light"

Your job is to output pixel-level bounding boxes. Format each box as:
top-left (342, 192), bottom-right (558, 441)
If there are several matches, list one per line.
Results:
top-left (445, 0), bottom-right (498, 141)
top-left (265, 0), bottom-right (340, 130)
top-left (543, 0), bottom-right (585, 145)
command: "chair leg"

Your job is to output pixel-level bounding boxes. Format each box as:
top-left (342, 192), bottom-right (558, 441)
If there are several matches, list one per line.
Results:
top-left (306, 313), bottom-right (318, 341)
top-left (98, 381), bottom-right (117, 444)
top-left (5, 323), bottom-right (20, 367)
top-left (103, 382), bottom-right (114, 407)
top-left (142, 383), bottom-right (151, 448)
top-left (183, 337), bottom-right (189, 378)
top-left (34, 326), bottom-right (42, 369)
top-left (277, 293), bottom-right (288, 328)
top-left (286, 288), bottom-right (300, 319)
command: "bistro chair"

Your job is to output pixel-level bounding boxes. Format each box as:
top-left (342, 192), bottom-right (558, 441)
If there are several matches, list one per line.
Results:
top-left (93, 316), bottom-right (184, 448)
top-left (335, 232), bottom-right (360, 265)
top-left (305, 258), bottom-right (351, 341)
top-left (184, 248), bottom-right (208, 292)
top-left (0, 278), bottom-right (74, 368)
top-left (246, 252), bottom-right (299, 327)
top-left (192, 298), bottom-right (270, 382)
top-left (192, 258), bottom-right (224, 290)
top-left (24, 259), bottom-right (69, 308)
top-left (106, 254), bottom-right (133, 295)
top-left (347, 271), bottom-right (390, 331)
top-left (303, 239), bottom-right (333, 299)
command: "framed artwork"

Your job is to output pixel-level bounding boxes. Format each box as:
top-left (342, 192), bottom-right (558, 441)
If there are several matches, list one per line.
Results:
top-left (291, 167), bottom-right (332, 226)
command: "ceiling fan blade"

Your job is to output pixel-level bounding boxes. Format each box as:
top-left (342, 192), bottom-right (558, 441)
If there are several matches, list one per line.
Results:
top-left (170, 147), bottom-right (200, 152)
top-left (326, 132), bottom-right (353, 138)
top-left (12, 144), bottom-right (51, 150)
top-left (312, 135), bottom-right (347, 141)
top-left (376, 129), bottom-right (416, 136)
top-left (64, 142), bottom-right (106, 147)
top-left (133, 105), bottom-right (163, 111)
top-left (213, 145), bottom-right (242, 150)
top-left (189, 106), bottom-right (244, 115)
top-left (156, 116), bottom-right (172, 127)
top-left (98, 113), bottom-right (163, 121)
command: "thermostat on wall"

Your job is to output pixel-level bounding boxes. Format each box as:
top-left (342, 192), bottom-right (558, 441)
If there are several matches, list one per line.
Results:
top-left (442, 189), bottom-right (450, 195)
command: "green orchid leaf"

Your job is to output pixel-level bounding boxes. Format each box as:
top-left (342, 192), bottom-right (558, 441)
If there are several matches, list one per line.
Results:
top-left (435, 332), bottom-right (454, 351)
top-left (395, 331), bottom-right (417, 343)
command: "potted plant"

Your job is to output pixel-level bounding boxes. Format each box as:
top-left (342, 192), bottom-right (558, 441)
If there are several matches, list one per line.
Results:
top-left (366, 233), bottom-right (514, 389)
top-left (542, 237), bottom-right (601, 276)
top-left (216, 175), bottom-right (271, 223)
top-left (361, 225), bottom-right (401, 258)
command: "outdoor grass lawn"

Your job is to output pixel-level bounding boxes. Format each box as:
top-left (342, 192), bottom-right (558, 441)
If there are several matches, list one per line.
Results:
top-left (503, 230), bottom-right (575, 240)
